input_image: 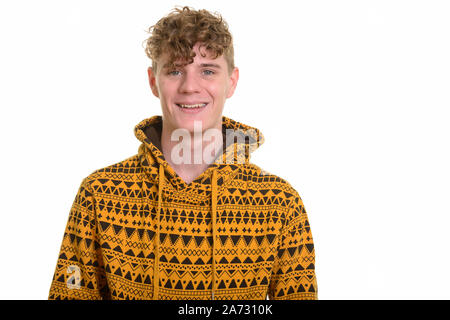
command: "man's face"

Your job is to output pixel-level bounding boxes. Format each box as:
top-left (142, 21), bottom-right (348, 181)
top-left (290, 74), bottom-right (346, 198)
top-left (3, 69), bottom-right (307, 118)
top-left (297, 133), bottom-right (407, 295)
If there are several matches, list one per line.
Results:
top-left (147, 42), bottom-right (239, 133)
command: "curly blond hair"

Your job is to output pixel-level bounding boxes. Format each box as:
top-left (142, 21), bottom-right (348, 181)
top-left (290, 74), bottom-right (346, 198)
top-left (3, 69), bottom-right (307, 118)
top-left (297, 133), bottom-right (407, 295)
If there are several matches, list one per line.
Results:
top-left (143, 6), bottom-right (234, 73)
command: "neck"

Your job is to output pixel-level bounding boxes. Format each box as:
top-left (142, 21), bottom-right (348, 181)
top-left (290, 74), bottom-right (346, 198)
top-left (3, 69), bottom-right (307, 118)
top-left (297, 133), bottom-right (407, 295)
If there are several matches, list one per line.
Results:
top-left (160, 121), bottom-right (223, 184)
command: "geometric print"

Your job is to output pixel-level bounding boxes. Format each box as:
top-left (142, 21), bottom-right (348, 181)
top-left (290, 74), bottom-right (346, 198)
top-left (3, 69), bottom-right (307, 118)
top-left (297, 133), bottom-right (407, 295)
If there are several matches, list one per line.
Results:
top-left (48, 115), bottom-right (318, 300)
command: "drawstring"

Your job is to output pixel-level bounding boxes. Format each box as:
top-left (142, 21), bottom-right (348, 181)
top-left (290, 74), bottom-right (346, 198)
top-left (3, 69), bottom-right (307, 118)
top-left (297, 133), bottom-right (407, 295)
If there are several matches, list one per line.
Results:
top-left (153, 164), bottom-right (218, 300)
top-left (211, 169), bottom-right (217, 300)
top-left (153, 163), bottom-right (164, 300)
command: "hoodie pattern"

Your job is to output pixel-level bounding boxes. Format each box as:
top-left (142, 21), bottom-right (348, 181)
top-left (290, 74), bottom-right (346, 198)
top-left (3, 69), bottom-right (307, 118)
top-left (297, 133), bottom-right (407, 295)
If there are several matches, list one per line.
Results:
top-left (48, 116), bottom-right (318, 300)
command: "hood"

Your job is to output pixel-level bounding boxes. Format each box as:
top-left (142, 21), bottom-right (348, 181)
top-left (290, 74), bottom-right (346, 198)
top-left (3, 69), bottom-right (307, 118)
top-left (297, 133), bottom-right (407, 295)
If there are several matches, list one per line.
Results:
top-left (134, 115), bottom-right (264, 189)
top-left (133, 115), bottom-right (264, 300)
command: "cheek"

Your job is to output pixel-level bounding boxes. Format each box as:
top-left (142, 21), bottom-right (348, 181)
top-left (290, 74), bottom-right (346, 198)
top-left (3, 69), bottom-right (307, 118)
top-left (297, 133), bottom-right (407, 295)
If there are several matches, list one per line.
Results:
top-left (208, 81), bottom-right (229, 101)
top-left (158, 81), bottom-right (176, 100)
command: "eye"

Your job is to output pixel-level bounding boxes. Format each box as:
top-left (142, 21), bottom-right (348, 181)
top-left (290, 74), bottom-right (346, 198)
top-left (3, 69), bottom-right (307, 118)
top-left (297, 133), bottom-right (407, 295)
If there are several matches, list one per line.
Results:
top-left (168, 70), bottom-right (181, 76)
top-left (202, 69), bottom-right (215, 76)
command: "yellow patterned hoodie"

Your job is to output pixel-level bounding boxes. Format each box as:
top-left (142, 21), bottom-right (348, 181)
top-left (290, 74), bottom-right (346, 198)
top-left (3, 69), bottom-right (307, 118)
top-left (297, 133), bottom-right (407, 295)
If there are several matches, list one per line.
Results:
top-left (48, 115), bottom-right (318, 300)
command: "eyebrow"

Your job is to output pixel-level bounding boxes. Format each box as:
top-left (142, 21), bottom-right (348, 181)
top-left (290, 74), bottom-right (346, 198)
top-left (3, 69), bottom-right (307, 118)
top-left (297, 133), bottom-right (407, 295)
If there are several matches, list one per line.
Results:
top-left (199, 63), bottom-right (221, 69)
top-left (162, 63), bottom-right (179, 69)
top-left (162, 62), bottom-right (221, 69)
top-left (161, 62), bottom-right (222, 71)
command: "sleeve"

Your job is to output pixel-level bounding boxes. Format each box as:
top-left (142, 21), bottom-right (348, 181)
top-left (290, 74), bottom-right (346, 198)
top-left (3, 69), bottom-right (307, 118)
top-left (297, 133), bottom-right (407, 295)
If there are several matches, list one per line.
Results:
top-left (268, 193), bottom-right (318, 300)
top-left (48, 177), bottom-right (110, 300)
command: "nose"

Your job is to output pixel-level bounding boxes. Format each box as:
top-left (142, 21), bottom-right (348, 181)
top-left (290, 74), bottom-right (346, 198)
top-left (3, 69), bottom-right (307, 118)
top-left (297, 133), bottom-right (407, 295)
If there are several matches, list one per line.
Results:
top-left (178, 70), bottom-right (200, 94)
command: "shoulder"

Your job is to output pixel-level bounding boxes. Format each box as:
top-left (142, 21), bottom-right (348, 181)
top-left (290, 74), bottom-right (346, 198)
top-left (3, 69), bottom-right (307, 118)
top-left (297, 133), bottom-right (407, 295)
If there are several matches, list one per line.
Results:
top-left (244, 163), bottom-right (310, 231)
top-left (242, 162), bottom-right (303, 208)
top-left (81, 153), bottom-right (142, 190)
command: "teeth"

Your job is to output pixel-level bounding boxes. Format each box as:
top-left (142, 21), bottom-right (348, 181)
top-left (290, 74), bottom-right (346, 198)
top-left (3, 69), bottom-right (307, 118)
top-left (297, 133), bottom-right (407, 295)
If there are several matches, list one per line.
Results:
top-left (178, 103), bottom-right (206, 108)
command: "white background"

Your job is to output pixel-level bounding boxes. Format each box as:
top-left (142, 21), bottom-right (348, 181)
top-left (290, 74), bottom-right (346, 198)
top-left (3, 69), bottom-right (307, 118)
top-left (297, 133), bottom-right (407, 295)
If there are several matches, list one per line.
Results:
top-left (1, 0), bottom-right (449, 299)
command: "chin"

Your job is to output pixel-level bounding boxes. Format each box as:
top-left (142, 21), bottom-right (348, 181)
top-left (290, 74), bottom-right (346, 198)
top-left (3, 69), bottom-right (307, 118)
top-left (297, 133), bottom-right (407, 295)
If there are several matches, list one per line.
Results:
top-left (180, 119), bottom-right (207, 133)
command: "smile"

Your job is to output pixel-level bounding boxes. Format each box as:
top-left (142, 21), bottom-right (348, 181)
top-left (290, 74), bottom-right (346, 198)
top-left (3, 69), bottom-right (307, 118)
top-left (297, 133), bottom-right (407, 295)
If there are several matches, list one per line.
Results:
top-left (176, 103), bottom-right (207, 109)
top-left (175, 103), bottom-right (208, 114)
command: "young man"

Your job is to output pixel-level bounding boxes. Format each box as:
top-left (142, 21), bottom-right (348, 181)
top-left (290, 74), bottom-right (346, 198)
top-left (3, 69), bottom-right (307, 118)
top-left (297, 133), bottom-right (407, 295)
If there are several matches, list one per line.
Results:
top-left (48, 6), bottom-right (318, 300)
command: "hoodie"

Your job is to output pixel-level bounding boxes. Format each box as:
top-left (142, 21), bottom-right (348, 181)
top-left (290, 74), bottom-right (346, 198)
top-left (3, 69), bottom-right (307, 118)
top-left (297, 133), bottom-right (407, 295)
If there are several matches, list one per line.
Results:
top-left (48, 115), bottom-right (318, 300)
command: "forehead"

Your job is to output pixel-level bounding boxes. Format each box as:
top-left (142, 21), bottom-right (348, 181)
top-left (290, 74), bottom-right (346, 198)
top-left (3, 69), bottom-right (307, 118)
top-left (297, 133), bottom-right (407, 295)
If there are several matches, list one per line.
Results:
top-left (159, 44), bottom-right (226, 69)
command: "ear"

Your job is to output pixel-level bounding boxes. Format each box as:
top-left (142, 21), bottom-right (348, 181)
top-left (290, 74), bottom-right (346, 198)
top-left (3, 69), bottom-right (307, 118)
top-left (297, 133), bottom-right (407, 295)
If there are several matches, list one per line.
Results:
top-left (226, 67), bottom-right (239, 99)
top-left (147, 67), bottom-right (160, 98)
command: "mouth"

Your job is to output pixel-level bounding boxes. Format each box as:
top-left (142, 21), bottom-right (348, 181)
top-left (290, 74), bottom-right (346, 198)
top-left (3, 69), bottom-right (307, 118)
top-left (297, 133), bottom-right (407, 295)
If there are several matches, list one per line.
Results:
top-left (175, 103), bottom-right (208, 113)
